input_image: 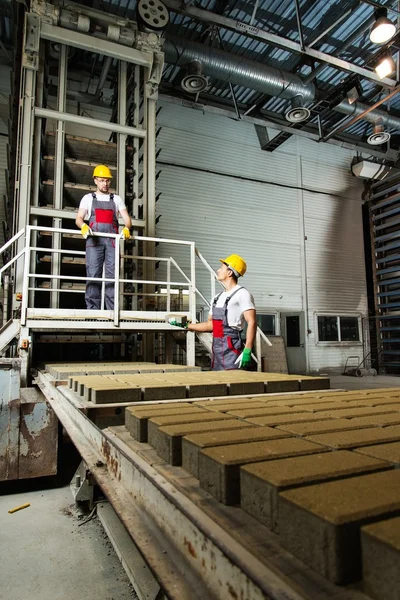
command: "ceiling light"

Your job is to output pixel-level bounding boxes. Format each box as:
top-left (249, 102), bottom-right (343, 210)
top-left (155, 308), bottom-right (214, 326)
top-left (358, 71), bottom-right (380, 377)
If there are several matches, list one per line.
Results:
top-left (370, 8), bottom-right (396, 44)
top-left (375, 54), bottom-right (396, 79)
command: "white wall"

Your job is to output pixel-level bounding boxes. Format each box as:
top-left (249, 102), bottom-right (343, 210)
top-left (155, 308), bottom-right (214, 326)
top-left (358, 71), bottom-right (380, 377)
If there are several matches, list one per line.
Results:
top-left (155, 99), bottom-right (368, 373)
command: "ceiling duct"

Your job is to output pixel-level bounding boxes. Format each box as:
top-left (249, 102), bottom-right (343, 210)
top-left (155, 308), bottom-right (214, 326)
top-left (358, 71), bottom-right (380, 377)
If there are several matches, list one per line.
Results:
top-left (164, 36), bottom-right (315, 102)
top-left (181, 60), bottom-right (208, 94)
top-left (164, 35), bottom-right (400, 135)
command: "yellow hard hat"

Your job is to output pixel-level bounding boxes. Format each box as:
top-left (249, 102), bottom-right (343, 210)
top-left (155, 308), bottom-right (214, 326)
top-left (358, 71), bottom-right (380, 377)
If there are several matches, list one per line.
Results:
top-left (220, 254), bottom-right (247, 277)
top-left (93, 165), bottom-right (113, 179)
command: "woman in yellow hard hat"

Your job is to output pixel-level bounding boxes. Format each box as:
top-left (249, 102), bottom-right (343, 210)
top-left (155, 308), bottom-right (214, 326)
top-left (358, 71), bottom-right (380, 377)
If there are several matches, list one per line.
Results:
top-left (187, 254), bottom-right (256, 370)
top-left (75, 165), bottom-right (132, 310)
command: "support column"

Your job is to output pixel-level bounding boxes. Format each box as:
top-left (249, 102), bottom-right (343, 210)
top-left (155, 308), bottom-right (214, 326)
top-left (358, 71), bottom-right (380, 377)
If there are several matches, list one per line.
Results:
top-left (51, 44), bottom-right (67, 308)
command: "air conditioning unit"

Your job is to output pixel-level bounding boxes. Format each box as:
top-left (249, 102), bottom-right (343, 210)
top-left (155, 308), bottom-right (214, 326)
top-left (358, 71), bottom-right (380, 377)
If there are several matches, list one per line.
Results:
top-left (351, 160), bottom-right (392, 180)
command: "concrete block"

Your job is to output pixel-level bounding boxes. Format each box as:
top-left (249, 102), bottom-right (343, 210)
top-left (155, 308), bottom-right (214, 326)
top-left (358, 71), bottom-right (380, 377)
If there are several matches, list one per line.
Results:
top-left (225, 406), bottom-right (306, 418)
top-left (91, 386), bottom-right (142, 404)
top-left (182, 426), bottom-right (291, 479)
top-left (278, 470), bottom-right (400, 584)
top-left (228, 382), bottom-right (265, 396)
top-left (125, 404), bottom-right (202, 442)
top-left (198, 437), bottom-right (326, 505)
top-left (354, 441), bottom-right (400, 465)
top-left (306, 425), bottom-right (400, 449)
top-left (152, 419), bottom-right (253, 465)
top-left (141, 384), bottom-right (187, 401)
top-left (349, 413), bottom-right (400, 427)
top-left (361, 516), bottom-right (400, 600)
top-left (276, 418), bottom-right (377, 437)
top-left (147, 412), bottom-right (232, 451)
top-left (203, 401), bottom-right (270, 413)
top-left (299, 377), bottom-right (330, 390)
top-left (186, 383), bottom-right (227, 398)
top-left (240, 450), bottom-right (388, 533)
top-left (265, 380), bottom-right (299, 393)
top-left (316, 407), bottom-right (397, 419)
top-left (246, 413), bottom-right (334, 427)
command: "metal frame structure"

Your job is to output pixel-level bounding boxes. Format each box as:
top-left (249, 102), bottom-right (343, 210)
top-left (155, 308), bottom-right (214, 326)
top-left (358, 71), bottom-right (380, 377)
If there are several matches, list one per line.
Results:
top-left (36, 370), bottom-right (342, 600)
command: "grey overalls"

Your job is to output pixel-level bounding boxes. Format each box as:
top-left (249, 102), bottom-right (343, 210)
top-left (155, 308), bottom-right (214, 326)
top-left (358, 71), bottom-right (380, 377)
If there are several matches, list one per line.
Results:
top-left (211, 287), bottom-right (244, 371)
top-left (85, 193), bottom-right (118, 310)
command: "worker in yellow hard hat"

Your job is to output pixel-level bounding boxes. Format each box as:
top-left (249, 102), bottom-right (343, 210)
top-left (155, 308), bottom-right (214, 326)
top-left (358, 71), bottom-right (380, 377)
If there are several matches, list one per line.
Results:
top-left (75, 165), bottom-right (132, 310)
top-left (179, 254), bottom-right (256, 370)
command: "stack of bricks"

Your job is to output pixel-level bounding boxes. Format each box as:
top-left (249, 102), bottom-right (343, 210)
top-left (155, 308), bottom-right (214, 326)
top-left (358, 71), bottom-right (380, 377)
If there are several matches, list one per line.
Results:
top-left (65, 369), bottom-right (330, 404)
top-left (124, 387), bottom-right (400, 598)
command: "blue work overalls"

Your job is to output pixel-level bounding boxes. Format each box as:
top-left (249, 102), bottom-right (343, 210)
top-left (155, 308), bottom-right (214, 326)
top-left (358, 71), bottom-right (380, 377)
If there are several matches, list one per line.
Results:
top-left (85, 193), bottom-right (118, 310)
top-left (211, 287), bottom-right (244, 371)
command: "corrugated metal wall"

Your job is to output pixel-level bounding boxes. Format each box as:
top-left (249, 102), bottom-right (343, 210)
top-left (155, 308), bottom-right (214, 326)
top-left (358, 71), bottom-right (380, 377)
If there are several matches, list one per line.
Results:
top-left (0, 65), bottom-right (10, 251)
top-left (156, 100), bottom-right (367, 373)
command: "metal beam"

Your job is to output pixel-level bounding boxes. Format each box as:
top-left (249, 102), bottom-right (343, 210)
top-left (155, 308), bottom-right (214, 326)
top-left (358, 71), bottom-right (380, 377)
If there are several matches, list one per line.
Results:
top-left (323, 85), bottom-right (400, 141)
top-left (39, 22), bottom-right (153, 69)
top-left (34, 107), bottom-right (146, 138)
top-left (163, 0), bottom-right (396, 87)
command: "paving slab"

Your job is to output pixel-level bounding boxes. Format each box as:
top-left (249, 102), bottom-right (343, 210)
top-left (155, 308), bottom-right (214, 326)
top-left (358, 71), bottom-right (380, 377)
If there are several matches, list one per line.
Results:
top-left (361, 516), bottom-right (400, 600)
top-left (265, 380), bottom-right (299, 393)
top-left (147, 412), bottom-right (233, 453)
top-left (91, 386), bottom-right (142, 404)
top-left (125, 404), bottom-right (204, 442)
top-left (240, 451), bottom-right (388, 533)
top-left (306, 425), bottom-right (400, 449)
top-left (353, 440), bottom-right (400, 465)
top-left (315, 407), bottom-right (397, 419)
top-left (347, 413), bottom-right (400, 427)
top-left (151, 419), bottom-right (254, 465)
top-left (225, 406), bottom-right (308, 418)
top-left (276, 418), bottom-right (377, 437)
top-left (278, 470), bottom-right (400, 584)
top-left (198, 437), bottom-right (327, 505)
top-left (227, 381), bottom-right (265, 395)
top-left (186, 383), bottom-right (227, 398)
top-left (246, 413), bottom-right (335, 426)
top-left (298, 378), bottom-right (330, 390)
top-left (203, 401), bottom-right (271, 413)
top-left (182, 426), bottom-right (292, 478)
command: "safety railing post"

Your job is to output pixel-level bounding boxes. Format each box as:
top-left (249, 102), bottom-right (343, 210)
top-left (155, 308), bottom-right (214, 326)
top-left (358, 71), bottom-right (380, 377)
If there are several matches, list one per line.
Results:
top-left (166, 259), bottom-right (171, 313)
top-left (114, 235), bottom-right (120, 327)
top-left (186, 243), bottom-right (196, 366)
top-left (255, 328), bottom-right (262, 372)
top-left (20, 227), bottom-right (31, 326)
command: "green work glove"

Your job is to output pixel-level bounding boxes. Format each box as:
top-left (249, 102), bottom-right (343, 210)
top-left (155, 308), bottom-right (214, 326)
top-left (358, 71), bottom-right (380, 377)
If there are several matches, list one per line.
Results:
top-left (169, 320), bottom-right (189, 329)
top-left (238, 347), bottom-right (252, 369)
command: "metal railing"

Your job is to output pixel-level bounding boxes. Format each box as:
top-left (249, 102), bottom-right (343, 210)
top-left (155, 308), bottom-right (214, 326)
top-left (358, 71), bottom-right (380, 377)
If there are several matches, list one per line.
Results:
top-left (0, 226), bottom-right (271, 368)
top-left (0, 226), bottom-right (198, 328)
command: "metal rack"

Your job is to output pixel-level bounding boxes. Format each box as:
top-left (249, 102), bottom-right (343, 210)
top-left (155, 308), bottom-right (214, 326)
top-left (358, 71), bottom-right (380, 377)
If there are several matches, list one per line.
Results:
top-left (368, 172), bottom-right (400, 373)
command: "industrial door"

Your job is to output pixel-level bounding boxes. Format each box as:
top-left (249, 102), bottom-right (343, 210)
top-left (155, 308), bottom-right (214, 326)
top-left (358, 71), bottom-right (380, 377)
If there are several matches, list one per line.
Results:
top-left (282, 313), bottom-right (307, 374)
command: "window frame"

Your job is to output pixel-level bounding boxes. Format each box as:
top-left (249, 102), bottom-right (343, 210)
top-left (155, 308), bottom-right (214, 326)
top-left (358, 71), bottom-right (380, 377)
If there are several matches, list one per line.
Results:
top-left (315, 313), bottom-right (362, 346)
top-left (256, 312), bottom-right (278, 337)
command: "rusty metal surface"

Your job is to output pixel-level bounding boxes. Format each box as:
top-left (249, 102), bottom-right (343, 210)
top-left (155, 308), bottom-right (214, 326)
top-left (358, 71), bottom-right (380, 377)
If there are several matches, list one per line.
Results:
top-left (0, 359), bottom-right (58, 481)
top-left (19, 388), bottom-right (58, 479)
top-left (0, 359), bottom-right (21, 480)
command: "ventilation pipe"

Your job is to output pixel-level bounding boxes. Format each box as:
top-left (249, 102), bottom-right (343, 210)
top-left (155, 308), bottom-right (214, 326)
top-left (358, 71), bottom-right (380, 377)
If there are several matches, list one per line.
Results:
top-left (164, 35), bottom-right (400, 133)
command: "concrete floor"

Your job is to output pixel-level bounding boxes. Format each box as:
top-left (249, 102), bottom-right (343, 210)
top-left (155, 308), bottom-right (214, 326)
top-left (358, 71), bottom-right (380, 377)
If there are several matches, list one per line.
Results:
top-left (329, 374), bottom-right (400, 390)
top-left (0, 454), bottom-right (137, 600)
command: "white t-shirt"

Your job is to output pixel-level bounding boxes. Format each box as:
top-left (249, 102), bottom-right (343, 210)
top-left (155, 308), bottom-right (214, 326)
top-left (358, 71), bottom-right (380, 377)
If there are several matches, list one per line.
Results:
top-left (79, 193), bottom-right (126, 220)
top-left (208, 285), bottom-right (255, 329)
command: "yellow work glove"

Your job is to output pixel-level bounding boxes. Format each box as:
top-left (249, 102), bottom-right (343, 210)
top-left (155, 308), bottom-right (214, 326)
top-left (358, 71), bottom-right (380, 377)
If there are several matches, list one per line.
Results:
top-left (121, 227), bottom-right (131, 240)
top-left (81, 224), bottom-right (92, 239)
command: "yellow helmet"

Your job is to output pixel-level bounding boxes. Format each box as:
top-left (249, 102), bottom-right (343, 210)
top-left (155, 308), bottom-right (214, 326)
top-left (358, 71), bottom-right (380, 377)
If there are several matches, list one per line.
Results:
top-left (220, 254), bottom-right (247, 277)
top-left (93, 165), bottom-right (113, 179)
